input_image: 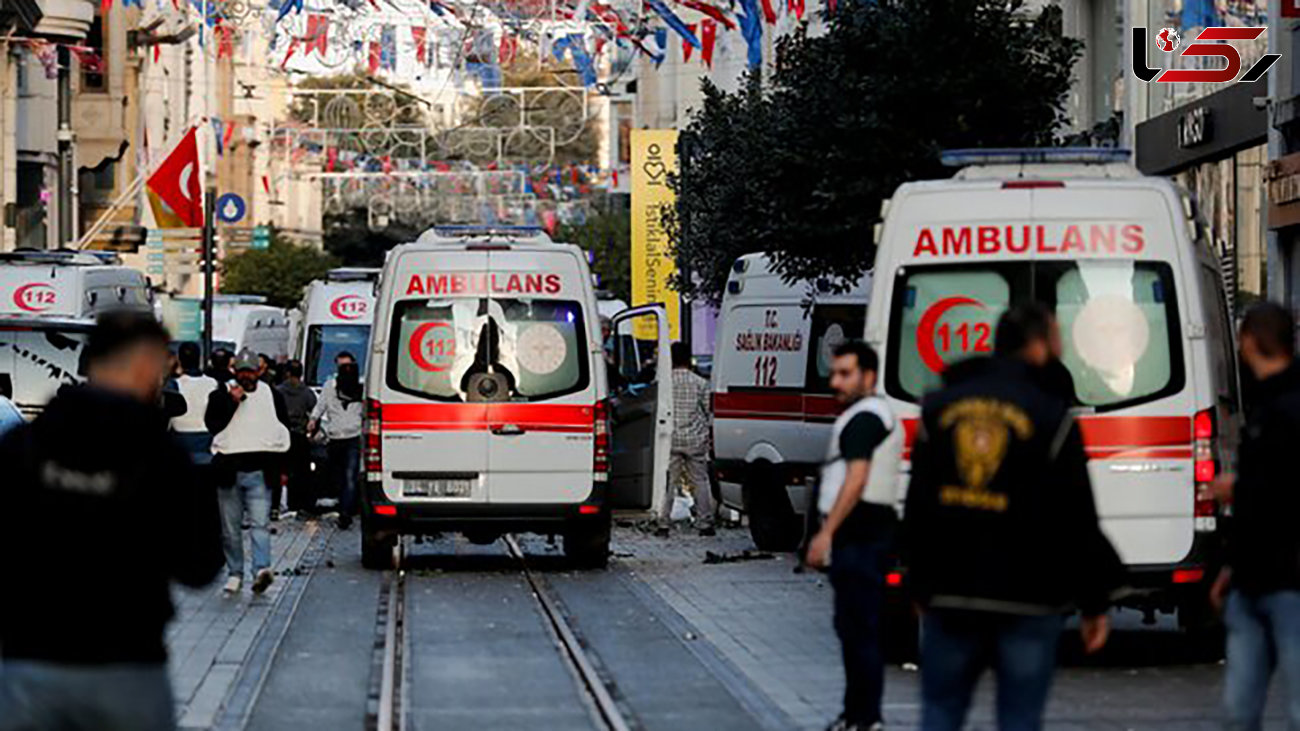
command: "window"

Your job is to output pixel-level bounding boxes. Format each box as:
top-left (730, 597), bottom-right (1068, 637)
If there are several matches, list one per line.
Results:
top-left (388, 297), bottom-right (588, 402)
top-left (804, 304), bottom-right (866, 393)
top-left (1199, 264), bottom-right (1239, 411)
top-left (81, 14), bottom-right (106, 92)
top-left (305, 324), bottom-right (371, 387)
top-left (886, 261), bottom-right (1185, 411)
top-left (0, 326), bottom-right (88, 410)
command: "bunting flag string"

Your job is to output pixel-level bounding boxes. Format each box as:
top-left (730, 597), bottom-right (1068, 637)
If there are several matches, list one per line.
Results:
top-left (304, 14), bottom-right (329, 56)
top-left (682, 23), bottom-right (696, 61)
top-left (412, 26), bottom-right (428, 65)
top-left (679, 0), bottom-right (736, 30)
top-left (736, 0), bottom-right (763, 67)
top-left (646, 0), bottom-right (701, 49)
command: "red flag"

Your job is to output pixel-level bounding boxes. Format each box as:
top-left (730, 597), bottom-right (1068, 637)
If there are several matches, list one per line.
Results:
top-left (262, 175), bottom-right (271, 194)
top-left (306, 14), bottom-right (329, 56)
top-left (759, 0), bottom-right (776, 23)
top-left (146, 126), bottom-right (203, 228)
top-left (412, 26), bottom-right (427, 65)
top-left (368, 41), bottom-right (380, 74)
top-left (787, 0), bottom-right (803, 18)
top-left (679, 0), bottom-right (735, 30)
top-left (499, 34), bottom-right (517, 65)
top-left (327, 147), bottom-right (337, 172)
top-left (682, 23), bottom-right (696, 61)
top-left (101, 0), bottom-right (111, 15)
top-left (216, 23), bottom-right (234, 59)
top-left (700, 18), bottom-right (716, 67)
top-left (153, 44), bottom-right (160, 63)
top-left (223, 121), bottom-right (236, 151)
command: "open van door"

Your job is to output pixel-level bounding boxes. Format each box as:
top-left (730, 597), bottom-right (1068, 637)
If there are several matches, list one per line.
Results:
top-left (607, 305), bottom-right (673, 515)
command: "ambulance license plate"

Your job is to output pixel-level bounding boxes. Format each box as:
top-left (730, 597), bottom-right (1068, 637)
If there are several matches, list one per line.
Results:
top-left (403, 479), bottom-right (472, 497)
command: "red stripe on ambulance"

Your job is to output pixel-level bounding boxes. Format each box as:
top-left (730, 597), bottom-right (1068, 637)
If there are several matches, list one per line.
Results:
top-left (382, 402), bottom-right (594, 433)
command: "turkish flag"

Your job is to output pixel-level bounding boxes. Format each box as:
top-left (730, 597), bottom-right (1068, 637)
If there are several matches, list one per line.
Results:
top-left (146, 126), bottom-right (202, 228)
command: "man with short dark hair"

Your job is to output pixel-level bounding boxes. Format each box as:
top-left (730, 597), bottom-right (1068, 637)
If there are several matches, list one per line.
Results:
top-left (310, 350), bottom-right (364, 529)
top-left (805, 340), bottom-right (901, 731)
top-left (656, 341), bottom-right (715, 537)
top-left (277, 359), bottom-right (317, 515)
top-left (1211, 301), bottom-right (1300, 730)
top-left (207, 353), bottom-right (292, 595)
top-left (904, 303), bottom-right (1121, 731)
top-left (172, 341), bottom-right (219, 466)
top-left (0, 312), bottom-right (223, 731)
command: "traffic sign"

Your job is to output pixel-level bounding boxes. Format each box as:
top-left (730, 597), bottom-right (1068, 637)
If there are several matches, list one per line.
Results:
top-left (252, 226), bottom-right (271, 250)
top-left (216, 193), bottom-right (247, 224)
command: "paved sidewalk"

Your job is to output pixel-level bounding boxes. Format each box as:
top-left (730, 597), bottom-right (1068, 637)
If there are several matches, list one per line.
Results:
top-left (612, 524), bottom-right (1283, 730)
top-left (167, 518), bottom-right (327, 730)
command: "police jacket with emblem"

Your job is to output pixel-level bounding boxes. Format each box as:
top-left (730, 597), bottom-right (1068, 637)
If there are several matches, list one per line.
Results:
top-left (902, 357), bottom-right (1122, 616)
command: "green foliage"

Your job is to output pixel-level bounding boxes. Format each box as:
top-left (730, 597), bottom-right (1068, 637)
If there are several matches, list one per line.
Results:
top-left (669, 0), bottom-right (1084, 304)
top-left (556, 203), bottom-right (632, 302)
top-left (220, 231), bottom-right (338, 308)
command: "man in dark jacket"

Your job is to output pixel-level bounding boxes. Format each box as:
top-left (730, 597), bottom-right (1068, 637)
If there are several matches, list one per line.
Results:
top-left (0, 312), bottom-right (223, 731)
top-left (276, 360), bottom-right (317, 515)
top-left (903, 303), bottom-right (1121, 731)
top-left (206, 353), bottom-right (292, 595)
top-left (1211, 302), bottom-right (1300, 730)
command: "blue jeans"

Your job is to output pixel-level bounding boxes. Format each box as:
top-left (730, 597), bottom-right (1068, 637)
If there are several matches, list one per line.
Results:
top-left (328, 437), bottom-right (361, 517)
top-left (1224, 590), bottom-right (1300, 730)
top-left (0, 660), bottom-right (174, 731)
top-left (920, 609), bottom-right (1065, 731)
top-left (218, 470), bottom-right (271, 578)
top-left (829, 537), bottom-right (889, 725)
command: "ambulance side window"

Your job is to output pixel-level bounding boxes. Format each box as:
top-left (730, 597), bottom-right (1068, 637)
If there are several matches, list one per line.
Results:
top-left (804, 304), bottom-right (867, 393)
top-left (1199, 265), bottom-right (1239, 411)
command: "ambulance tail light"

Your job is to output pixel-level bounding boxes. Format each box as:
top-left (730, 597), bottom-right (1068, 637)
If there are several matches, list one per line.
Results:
top-left (365, 399), bottom-right (383, 481)
top-left (1193, 408), bottom-right (1218, 531)
top-left (593, 401), bottom-right (610, 482)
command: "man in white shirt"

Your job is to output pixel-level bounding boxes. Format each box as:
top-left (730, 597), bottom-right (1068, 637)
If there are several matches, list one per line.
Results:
top-left (309, 351), bottom-right (364, 530)
top-left (805, 341), bottom-right (901, 731)
top-left (171, 342), bottom-right (218, 465)
top-left (205, 353), bottom-right (291, 595)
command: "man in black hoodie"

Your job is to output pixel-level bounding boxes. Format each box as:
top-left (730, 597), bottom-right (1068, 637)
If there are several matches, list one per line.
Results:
top-left (903, 304), bottom-right (1121, 731)
top-left (1211, 302), bottom-right (1300, 730)
top-left (0, 312), bottom-right (223, 731)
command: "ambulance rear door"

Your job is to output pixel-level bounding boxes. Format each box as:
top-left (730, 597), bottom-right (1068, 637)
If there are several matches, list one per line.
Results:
top-left (379, 250), bottom-right (492, 505)
top-left (481, 248), bottom-right (599, 505)
top-left (607, 305), bottom-right (672, 513)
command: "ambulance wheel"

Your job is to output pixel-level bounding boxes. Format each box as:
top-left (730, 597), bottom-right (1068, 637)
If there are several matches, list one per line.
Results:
top-left (565, 515), bottom-right (612, 569)
top-left (743, 471), bottom-right (800, 552)
top-left (361, 524), bottom-right (397, 570)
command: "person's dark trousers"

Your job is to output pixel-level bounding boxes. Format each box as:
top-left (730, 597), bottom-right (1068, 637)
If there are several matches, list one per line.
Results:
top-left (829, 535), bottom-right (891, 727)
top-left (285, 432), bottom-right (314, 512)
top-left (327, 436), bottom-right (361, 517)
top-left (920, 609), bottom-right (1066, 731)
top-left (0, 660), bottom-right (175, 731)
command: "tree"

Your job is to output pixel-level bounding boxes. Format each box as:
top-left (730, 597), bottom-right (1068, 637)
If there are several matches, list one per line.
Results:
top-left (556, 201), bottom-right (632, 302)
top-left (221, 231), bottom-right (338, 308)
top-left (669, 0), bottom-right (1084, 303)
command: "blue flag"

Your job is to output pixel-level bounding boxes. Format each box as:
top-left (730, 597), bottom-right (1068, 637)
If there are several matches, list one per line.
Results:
top-left (737, 0), bottom-right (763, 68)
top-left (646, 0), bottom-right (700, 49)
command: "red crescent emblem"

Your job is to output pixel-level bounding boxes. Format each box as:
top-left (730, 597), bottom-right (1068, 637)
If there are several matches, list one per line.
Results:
top-left (329, 295), bottom-right (367, 320)
top-left (916, 296), bottom-right (984, 374)
top-left (12, 283), bottom-right (55, 313)
top-left (409, 321), bottom-right (454, 372)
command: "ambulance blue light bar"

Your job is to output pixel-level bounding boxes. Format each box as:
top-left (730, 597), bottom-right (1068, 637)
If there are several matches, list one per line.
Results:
top-left (431, 225), bottom-right (546, 237)
top-left (940, 148), bottom-right (1132, 167)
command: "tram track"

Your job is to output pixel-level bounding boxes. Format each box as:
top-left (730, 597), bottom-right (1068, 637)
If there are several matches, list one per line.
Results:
top-left (366, 536), bottom-right (638, 731)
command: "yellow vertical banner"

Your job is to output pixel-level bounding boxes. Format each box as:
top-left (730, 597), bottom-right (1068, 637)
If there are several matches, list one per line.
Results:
top-left (630, 129), bottom-right (681, 341)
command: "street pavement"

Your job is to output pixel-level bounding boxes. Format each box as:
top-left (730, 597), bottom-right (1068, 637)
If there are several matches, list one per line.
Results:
top-left (163, 518), bottom-right (1287, 730)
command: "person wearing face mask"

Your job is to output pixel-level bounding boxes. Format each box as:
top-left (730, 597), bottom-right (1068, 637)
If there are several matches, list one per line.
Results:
top-left (309, 351), bottom-right (364, 530)
top-left (0, 312), bottom-right (223, 731)
top-left (206, 353), bottom-right (292, 595)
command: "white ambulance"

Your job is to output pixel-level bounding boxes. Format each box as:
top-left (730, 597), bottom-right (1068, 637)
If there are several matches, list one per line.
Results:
top-left (0, 250), bottom-right (152, 416)
top-left (362, 227), bottom-right (673, 568)
top-left (711, 253), bottom-right (872, 550)
top-left (868, 149), bottom-right (1238, 628)
top-left (203, 295), bottom-right (291, 360)
top-left (297, 268), bottom-right (380, 388)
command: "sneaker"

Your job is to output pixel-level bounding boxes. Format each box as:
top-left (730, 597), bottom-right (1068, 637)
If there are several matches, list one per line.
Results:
top-left (654, 526), bottom-right (670, 538)
top-left (698, 526), bottom-right (717, 537)
top-left (222, 575), bottom-right (242, 595)
top-left (251, 569), bottom-right (274, 594)
top-left (270, 509), bottom-right (281, 522)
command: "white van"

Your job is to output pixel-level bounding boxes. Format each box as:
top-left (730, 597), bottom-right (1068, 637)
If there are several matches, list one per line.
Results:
top-left (868, 149), bottom-right (1238, 627)
top-left (711, 254), bottom-right (872, 550)
top-left (362, 227), bottom-right (673, 568)
top-left (0, 250), bottom-right (152, 416)
top-left (202, 296), bottom-right (291, 360)
top-left (297, 268), bottom-right (380, 388)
